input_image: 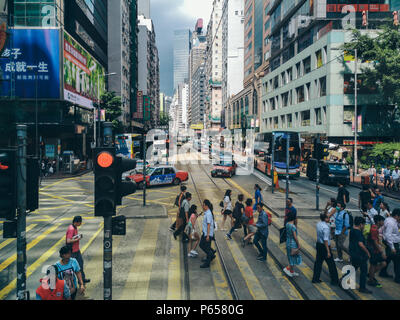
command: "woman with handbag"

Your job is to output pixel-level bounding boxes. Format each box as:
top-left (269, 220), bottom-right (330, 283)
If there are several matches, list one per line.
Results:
top-left (284, 211), bottom-right (302, 277)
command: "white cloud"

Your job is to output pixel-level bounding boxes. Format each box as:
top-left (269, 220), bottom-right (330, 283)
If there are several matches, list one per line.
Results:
top-left (178, 0), bottom-right (213, 26)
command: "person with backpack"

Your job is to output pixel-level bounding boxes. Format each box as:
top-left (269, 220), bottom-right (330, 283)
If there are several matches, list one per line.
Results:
top-left (366, 215), bottom-right (387, 288)
top-left (337, 182), bottom-right (350, 207)
top-left (312, 213), bottom-right (339, 285)
top-left (200, 200), bottom-right (216, 269)
top-left (173, 192), bottom-right (191, 242)
top-left (36, 265), bottom-right (71, 300)
top-left (358, 185), bottom-right (372, 213)
top-left (226, 194), bottom-right (244, 240)
top-left (221, 190), bottom-right (233, 231)
top-left (334, 202), bottom-right (351, 263)
top-left (349, 217), bottom-right (372, 294)
top-left (169, 186), bottom-right (187, 232)
top-left (242, 199), bottom-right (257, 247)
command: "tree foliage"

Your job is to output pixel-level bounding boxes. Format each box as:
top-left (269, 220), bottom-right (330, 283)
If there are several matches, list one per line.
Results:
top-left (159, 112), bottom-right (171, 126)
top-left (95, 91), bottom-right (124, 134)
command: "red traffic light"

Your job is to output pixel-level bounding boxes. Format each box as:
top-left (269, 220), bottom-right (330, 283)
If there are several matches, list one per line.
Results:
top-left (97, 152), bottom-right (114, 168)
top-left (0, 162), bottom-right (9, 170)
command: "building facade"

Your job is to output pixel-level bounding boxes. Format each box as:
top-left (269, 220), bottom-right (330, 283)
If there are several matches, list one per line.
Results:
top-left (221, 0), bottom-right (244, 128)
top-left (173, 29), bottom-right (191, 92)
top-left (260, 0), bottom-right (396, 145)
top-left (205, 0), bottom-right (223, 132)
top-left (191, 63), bottom-right (206, 127)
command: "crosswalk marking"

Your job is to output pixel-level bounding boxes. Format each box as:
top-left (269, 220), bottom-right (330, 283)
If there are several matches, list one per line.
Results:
top-left (0, 224), bottom-right (61, 273)
top-left (167, 218), bottom-right (181, 300)
top-left (225, 238), bottom-right (269, 300)
top-left (40, 191), bottom-right (94, 208)
top-left (120, 219), bottom-right (161, 300)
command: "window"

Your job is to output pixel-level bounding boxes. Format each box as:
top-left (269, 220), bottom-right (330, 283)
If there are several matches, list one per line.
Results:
top-left (287, 114), bottom-right (293, 128)
top-left (296, 62), bottom-right (302, 79)
top-left (274, 117), bottom-right (279, 129)
top-left (303, 57), bottom-right (311, 74)
top-left (320, 77), bottom-right (326, 96)
top-left (273, 76), bottom-right (279, 89)
top-left (315, 108), bottom-right (322, 125)
top-left (301, 110), bottom-right (311, 127)
top-left (287, 68), bottom-right (292, 82)
top-left (296, 86), bottom-right (305, 103)
top-left (316, 49), bottom-right (323, 69)
top-left (152, 168), bottom-right (163, 176)
top-left (270, 98), bottom-right (276, 111)
top-left (281, 72), bottom-right (286, 85)
top-left (164, 168), bottom-right (175, 175)
top-left (305, 83), bottom-right (311, 101)
top-left (281, 115), bottom-right (286, 128)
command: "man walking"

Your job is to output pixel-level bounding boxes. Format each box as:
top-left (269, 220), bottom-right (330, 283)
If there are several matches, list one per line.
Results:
top-left (173, 192), bottom-right (191, 242)
top-left (383, 167), bottom-right (391, 190)
top-left (349, 217), bottom-right (372, 294)
top-left (66, 216), bottom-right (90, 284)
top-left (336, 182), bottom-right (349, 206)
top-left (380, 209), bottom-right (400, 283)
top-left (391, 167), bottom-right (400, 191)
top-left (253, 203), bottom-right (269, 262)
top-left (200, 200), bottom-right (216, 269)
top-left (312, 213), bottom-right (339, 285)
top-left (334, 202), bottom-right (350, 263)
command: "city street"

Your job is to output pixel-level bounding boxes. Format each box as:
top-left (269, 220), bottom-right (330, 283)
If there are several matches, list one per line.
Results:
top-left (0, 153), bottom-right (399, 300)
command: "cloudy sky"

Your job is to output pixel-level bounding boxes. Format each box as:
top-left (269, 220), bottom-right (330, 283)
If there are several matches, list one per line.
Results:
top-left (151, 0), bottom-right (213, 96)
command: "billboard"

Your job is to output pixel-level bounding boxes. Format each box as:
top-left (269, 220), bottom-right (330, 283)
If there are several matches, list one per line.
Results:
top-left (0, 28), bottom-right (61, 99)
top-left (63, 31), bottom-right (105, 109)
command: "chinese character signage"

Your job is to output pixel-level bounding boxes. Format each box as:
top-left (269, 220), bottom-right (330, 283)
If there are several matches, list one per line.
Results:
top-left (143, 96), bottom-right (151, 121)
top-left (63, 31), bottom-right (106, 109)
top-left (0, 28), bottom-right (61, 99)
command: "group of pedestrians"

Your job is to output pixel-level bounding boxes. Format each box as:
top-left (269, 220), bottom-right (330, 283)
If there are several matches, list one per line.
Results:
top-left (369, 165), bottom-right (400, 192)
top-left (36, 216), bottom-right (90, 300)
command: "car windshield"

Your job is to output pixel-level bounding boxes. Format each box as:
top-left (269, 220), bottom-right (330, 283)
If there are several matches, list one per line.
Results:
top-left (136, 167), bottom-right (154, 175)
top-left (328, 164), bottom-right (348, 170)
top-left (218, 160), bottom-right (233, 167)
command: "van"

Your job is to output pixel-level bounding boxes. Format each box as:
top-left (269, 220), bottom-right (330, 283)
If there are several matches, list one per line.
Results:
top-left (307, 159), bottom-right (350, 186)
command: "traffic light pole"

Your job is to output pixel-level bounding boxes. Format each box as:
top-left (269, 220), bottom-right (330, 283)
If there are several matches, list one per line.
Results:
top-left (316, 135), bottom-right (320, 211)
top-left (286, 135), bottom-right (290, 203)
top-left (16, 125), bottom-right (27, 300)
top-left (102, 122), bottom-right (113, 300)
top-left (271, 134), bottom-right (275, 194)
top-left (143, 132), bottom-right (147, 207)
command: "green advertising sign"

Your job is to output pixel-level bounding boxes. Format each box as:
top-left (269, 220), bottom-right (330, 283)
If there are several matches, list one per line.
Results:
top-left (63, 31), bottom-right (106, 108)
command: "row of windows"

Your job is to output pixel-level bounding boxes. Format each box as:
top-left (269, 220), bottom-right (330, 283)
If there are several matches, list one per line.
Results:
top-left (262, 77), bottom-right (327, 112)
top-left (264, 107), bottom-right (326, 130)
top-left (263, 47), bottom-right (328, 94)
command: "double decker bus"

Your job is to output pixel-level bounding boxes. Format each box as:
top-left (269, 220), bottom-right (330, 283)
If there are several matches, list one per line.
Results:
top-left (254, 131), bottom-right (301, 178)
top-left (115, 134), bottom-right (142, 159)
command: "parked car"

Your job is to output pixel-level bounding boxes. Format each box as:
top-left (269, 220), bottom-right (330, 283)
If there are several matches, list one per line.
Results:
top-left (211, 158), bottom-right (237, 178)
top-left (127, 166), bottom-right (189, 189)
top-left (306, 159), bottom-right (350, 185)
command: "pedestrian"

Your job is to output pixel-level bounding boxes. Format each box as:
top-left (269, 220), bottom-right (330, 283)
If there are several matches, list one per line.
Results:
top-left (283, 210), bottom-right (302, 277)
top-left (55, 245), bottom-right (85, 300)
top-left (200, 200), bottom-right (216, 269)
top-left (186, 205), bottom-right (200, 258)
top-left (367, 164), bottom-right (376, 186)
top-left (36, 265), bottom-right (71, 300)
top-left (174, 192), bottom-right (191, 242)
top-left (391, 166), bottom-right (400, 191)
top-left (336, 182), bottom-right (350, 206)
top-left (380, 208), bottom-right (400, 283)
top-left (242, 199), bottom-right (257, 247)
top-left (379, 202), bottom-right (391, 219)
top-left (334, 202), bottom-right (350, 263)
top-left (221, 190), bottom-right (233, 231)
top-left (324, 198), bottom-right (337, 249)
top-left (66, 216), bottom-right (90, 284)
top-left (366, 215), bottom-right (387, 288)
top-left (383, 166), bottom-right (391, 190)
top-left (254, 184), bottom-right (263, 210)
top-left (372, 188), bottom-right (384, 213)
top-left (364, 201), bottom-right (378, 225)
top-left (284, 198), bottom-right (297, 227)
top-left (226, 194), bottom-right (245, 240)
top-left (349, 216), bottom-right (372, 293)
top-left (169, 185), bottom-right (187, 232)
top-left (358, 185), bottom-right (372, 213)
top-left (253, 203), bottom-right (269, 262)
top-left (312, 213), bottom-right (339, 285)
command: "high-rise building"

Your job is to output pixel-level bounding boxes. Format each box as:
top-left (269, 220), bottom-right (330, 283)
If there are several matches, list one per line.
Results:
top-left (108, 0), bottom-right (135, 128)
top-left (191, 63), bottom-right (206, 128)
top-left (221, 0), bottom-right (244, 129)
top-left (204, 0), bottom-right (223, 132)
top-left (173, 29), bottom-right (191, 91)
top-left (137, 14), bottom-right (160, 128)
top-left (260, 1), bottom-right (396, 147)
top-left (138, 0), bottom-right (150, 18)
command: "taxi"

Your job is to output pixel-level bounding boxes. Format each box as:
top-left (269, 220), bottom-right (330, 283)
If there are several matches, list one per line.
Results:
top-left (127, 165), bottom-right (189, 189)
top-left (211, 158), bottom-right (237, 178)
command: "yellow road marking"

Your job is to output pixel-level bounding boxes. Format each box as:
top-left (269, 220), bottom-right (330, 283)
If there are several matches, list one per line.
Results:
top-left (81, 222), bottom-right (104, 254)
top-left (126, 197), bottom-right (170, 206)
top-left (40, 192), bottom-right (94, 208)
top-left (210, 250), bottom-right (233, 300)
top-left (120, 219), bottom-right (161, 300)
top-left (0, 224), bottom-right (61, 273)
top-left (225, 238), bottom-right (269, 300)
top-left (0, 224), bottom-right (37, 251)
top-left (39, 178), bottom-right (75, 191)
top-left (167, 218), bottom-right (181, 300)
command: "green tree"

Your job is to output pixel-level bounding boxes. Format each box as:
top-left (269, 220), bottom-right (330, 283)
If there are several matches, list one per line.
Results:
top-left (159, 112), bottom-right (171, 126)
top-left (343, 23), bottom-right (400, 139)
top-left (95, 91), bottom-right (124, 134)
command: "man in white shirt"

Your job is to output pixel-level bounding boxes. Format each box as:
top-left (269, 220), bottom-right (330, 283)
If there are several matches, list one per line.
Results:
top-left (391, 167), bottom-right (400, 191)
top-left (380, 209), bottom-right (400, 283)
top-left (364, 201), bottom-right (378, 225)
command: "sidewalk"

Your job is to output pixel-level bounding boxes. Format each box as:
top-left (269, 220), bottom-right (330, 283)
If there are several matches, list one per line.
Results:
top-left (41, 169), bottom-right (93, 180)
top-left (350, 175), bottom-right (400, 201)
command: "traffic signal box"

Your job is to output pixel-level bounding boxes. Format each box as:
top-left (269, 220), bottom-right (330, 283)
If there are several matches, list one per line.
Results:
top-left (313, 140), bottom-right (330, 160)
top-left (94, 148), bottom-right (137, 217)
top-left (0, 149), bottom-right (17, 221)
